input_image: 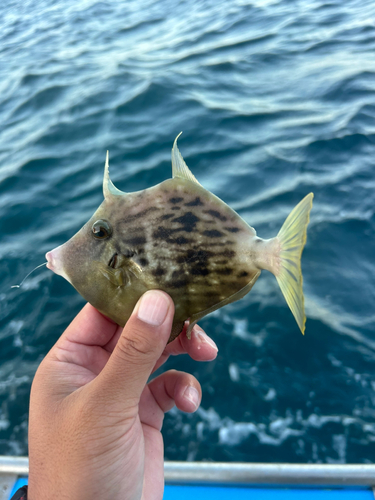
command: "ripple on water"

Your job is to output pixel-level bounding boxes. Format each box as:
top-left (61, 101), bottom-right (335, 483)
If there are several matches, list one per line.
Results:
top-left (1, 0), bottom-right (375, 462)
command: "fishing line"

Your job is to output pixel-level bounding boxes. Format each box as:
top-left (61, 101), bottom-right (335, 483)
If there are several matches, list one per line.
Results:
top-left (11, 262), bottom-right (48, 288)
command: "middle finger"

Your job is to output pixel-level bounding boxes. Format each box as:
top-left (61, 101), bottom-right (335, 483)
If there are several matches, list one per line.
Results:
top-left (152, 325), bottom-right (218, 373)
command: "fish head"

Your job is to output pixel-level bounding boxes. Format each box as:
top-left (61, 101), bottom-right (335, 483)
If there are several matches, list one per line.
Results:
top-left (45, 153), bottom-right (147, 324)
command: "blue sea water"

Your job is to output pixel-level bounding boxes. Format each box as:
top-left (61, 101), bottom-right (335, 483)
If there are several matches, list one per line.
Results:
top-left (1, 0), bottom-right (375, 464)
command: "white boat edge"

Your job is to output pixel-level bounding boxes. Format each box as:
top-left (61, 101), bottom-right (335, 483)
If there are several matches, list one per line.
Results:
top-left (0, 456), bottom-right (374, 487)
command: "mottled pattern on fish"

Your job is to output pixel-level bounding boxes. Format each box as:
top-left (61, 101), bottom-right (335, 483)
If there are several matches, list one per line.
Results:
top-left (105, 179), bottom-right (257, 317)
top-left (46, 136), bottom-right (313, 341)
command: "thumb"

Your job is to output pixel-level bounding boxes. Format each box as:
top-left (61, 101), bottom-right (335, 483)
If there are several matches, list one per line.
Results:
top-left (95, 290), bottom-right (174, 405)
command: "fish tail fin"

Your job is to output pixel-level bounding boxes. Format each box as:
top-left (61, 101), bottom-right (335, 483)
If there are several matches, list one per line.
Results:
top-left (269, 193), bottom-right (313, 334)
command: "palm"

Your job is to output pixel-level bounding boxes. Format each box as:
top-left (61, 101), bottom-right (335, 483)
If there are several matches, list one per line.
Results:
top-left (40, 303), bottom-right (217, 500)
top-left (52, 317), bottom-right (122, 394)
top-left (52, 305), bottom-right (211, 395)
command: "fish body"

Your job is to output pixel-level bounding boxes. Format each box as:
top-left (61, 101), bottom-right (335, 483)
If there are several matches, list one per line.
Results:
top-left (46, 136), bottom-right (313, 341)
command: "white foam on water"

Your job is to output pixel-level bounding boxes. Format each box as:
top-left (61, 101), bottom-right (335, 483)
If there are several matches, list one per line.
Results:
top-left (219, 414), bottom-right (303, 447)
top-left (165, 405), bottom-right (375, 463)
top-left (0, 319), bottom-right (24, 341)
top-left (329, 434), bottom-right (347, 464)
top-left (0, 412), bottom-right (9, 431)
top-left (0, 373), bottom-right (30, 394)
top-left (228, 363), bottom-right (240, 382)
top-left (264, 388), bottom-right (276, 401)
top-left (232, 318), bottom-right (268, 346)
top-left (306, 413), bottom-right (342, 428)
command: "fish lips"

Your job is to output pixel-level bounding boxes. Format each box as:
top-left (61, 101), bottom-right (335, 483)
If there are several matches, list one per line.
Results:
top-left (45, 245), bottom-right (72, 284)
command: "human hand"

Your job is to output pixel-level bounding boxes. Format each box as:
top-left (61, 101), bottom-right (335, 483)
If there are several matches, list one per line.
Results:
top-left (27, 290), bottom-right (218, 500)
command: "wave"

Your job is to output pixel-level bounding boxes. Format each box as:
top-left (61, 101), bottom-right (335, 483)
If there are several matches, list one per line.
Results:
top-left (1, 0), bottom-right (375, 462)
top-left (164, 405), bottom-right (375, 463)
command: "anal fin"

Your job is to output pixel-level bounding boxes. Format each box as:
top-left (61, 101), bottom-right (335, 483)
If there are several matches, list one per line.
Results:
top-left (186, 271), bottom-right (261, 339)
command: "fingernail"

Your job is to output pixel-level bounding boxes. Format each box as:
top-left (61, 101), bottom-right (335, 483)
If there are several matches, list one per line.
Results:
top-left (183, 386), bottom-right (199, 410)
top-left (194, 326), bottom-right (218, 351)
top-left (136, 290), bottom-right (170, 326)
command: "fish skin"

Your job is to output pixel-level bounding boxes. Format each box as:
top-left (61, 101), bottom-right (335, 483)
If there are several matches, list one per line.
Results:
top-left (53, 177), bottom-right (261, 342)
top-left (46, 137), bottom-right (313, 341)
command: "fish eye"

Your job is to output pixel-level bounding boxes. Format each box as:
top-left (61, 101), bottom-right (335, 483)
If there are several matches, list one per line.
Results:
top-left (92, 220), bottom-right (112, 240)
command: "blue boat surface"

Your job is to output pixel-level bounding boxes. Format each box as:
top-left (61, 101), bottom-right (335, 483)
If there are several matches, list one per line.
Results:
top-left (1, 458), bottom-right (374, 499)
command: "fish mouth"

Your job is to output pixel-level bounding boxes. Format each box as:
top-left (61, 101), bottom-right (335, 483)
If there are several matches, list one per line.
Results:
top-left (108, 253), bottom-right (118, 269)
top-left (45, 246), bottom-right (72, 284)
top-left (45, 251), bottom-right (55, 271)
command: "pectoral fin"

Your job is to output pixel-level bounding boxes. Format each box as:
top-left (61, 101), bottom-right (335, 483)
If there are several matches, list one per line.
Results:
top-left (95, 257), bottom-right (143, 287)
top-left (95, 262), bottom-right (126, 287)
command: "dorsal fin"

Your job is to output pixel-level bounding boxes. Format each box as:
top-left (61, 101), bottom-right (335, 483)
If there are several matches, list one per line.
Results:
top-left (103, 151), bottom-right (125, 198)
top-left (171, 133), bottom-right (201, 185)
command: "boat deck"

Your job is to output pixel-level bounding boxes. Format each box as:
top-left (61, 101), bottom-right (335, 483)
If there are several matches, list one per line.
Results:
top-left (165, 485), bottom-right (374, 499)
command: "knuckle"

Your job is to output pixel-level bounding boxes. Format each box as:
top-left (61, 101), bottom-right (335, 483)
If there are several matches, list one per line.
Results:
top-left (116, 327), bottom-right (156, 362)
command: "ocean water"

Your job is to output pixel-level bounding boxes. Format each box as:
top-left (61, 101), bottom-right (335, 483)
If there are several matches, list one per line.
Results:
top-left (1, 0), bottom-right (375, 464)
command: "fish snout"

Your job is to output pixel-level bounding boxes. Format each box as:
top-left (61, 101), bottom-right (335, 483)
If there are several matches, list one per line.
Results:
top-left (46, 249), bottom-right (58, 272)
top-left (45, 245), bottom-right (71, 283)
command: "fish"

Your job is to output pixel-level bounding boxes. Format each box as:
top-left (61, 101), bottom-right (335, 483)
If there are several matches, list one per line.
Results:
top-left (45, 135), bottom-right (313, 343)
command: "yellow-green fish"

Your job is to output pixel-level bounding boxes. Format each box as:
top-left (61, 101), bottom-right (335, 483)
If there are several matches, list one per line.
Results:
top-left (46, 135), bottom-right (313, 342)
